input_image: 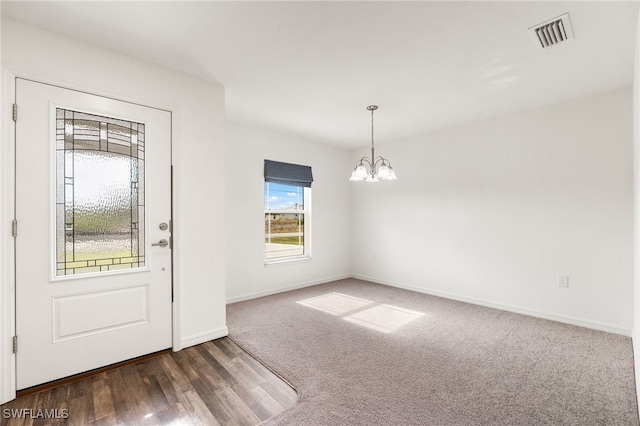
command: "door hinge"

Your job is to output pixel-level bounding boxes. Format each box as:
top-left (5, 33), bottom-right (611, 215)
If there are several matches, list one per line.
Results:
top-left (12, 104), bottom-right (17, 122)
top-left (11, 219), bottom-right (17, 238)
top-left (12, 336), bottom-right (17, 354)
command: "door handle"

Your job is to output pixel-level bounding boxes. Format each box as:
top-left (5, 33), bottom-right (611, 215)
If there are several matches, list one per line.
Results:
top-left (152, 239), bottom-right (169, 248)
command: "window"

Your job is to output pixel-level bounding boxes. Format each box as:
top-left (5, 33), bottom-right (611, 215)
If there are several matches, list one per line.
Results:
top-left (264, 160), bottom-right (313, 262)
top-left (56, 108), bottom-right (145, 276)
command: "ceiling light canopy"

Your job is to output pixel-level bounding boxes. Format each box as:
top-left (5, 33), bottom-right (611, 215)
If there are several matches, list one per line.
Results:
top-left (349, 105), bottom-right (397, 182)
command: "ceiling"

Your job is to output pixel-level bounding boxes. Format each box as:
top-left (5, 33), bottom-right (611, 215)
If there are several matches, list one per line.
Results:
top-left (2, 1), bottom-right (638, 149)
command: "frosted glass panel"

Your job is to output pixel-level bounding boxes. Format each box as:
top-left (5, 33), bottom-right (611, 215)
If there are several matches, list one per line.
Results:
top-left (56, 108), bottom-right (145, 276)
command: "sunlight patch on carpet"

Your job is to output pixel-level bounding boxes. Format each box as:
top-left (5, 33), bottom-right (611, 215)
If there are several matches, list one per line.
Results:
top-left (344, 304), bottom-right (424, 333)
top-left (296, 292), bottom-right (374, 315)
top-left (297, 293), bottom-right (424, 333)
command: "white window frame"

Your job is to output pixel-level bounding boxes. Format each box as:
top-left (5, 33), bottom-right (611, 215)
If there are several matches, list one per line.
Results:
top-left (264, 184), bottom-right (312, 264)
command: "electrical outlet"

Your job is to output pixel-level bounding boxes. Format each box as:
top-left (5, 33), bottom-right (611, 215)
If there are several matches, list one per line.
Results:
top-left (558, 275), bottom-right (569, 288)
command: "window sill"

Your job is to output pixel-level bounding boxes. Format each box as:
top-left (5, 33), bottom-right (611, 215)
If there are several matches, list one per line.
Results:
top-left (264, 256), bottom-right (312, 267)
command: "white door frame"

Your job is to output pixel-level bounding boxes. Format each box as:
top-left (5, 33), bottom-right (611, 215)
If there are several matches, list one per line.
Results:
top-left (0, 68), bottom-right (181, 404)
top-left (0, 68), bottom-right (18, 405)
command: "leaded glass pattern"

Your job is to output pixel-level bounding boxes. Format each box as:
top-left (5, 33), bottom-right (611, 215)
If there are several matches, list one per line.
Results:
top-left (55, 108), bottom-right (145, 276)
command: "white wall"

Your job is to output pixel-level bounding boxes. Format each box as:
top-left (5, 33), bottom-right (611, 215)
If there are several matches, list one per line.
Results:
top-left (632, 4), bottom-right (640, 414)
top-left (225, 123), bottom-right (351, 302)
top-left (0, 17), bottom-right (227, 403)
top-left (352, 88), bottom-right (634, 335)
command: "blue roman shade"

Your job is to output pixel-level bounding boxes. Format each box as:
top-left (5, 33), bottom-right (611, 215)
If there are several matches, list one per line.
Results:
top-left (264, 160), bottom-right (313, 187)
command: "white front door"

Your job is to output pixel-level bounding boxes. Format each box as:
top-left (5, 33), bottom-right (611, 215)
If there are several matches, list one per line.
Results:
top-left (15, 79), bottom-right (172, 390)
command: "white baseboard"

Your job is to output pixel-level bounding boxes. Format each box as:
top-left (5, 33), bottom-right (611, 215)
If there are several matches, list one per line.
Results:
top-left (352, 274), bottom-right (633, 337)
top-left (226, 274), bottom-right (351, 304)
top-left (179, 326), bottom-right (229, 350)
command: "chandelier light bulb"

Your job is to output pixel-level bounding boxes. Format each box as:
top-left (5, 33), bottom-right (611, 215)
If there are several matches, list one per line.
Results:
top-left (384, 167), bottom-right (397, 181)
top-left (349, 164), bottom-right (368, 181)
top-left (377, 164), bottom-right (390, 179)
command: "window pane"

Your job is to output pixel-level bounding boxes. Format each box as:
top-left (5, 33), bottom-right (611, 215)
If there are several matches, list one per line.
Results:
top-left (56, 108), bottom-right (145, 276)
top-left (265, 212), bottom-right (304, 259)
top-left (264, 183), bottom-right (303, 210)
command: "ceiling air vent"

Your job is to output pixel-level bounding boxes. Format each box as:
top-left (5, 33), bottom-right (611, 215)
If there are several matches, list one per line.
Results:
top-left (528, 13), bottom-right (574, 49)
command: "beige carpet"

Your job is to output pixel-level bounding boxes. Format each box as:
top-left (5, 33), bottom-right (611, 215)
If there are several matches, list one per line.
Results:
top-left (227, 278), bottom-right (639, 425)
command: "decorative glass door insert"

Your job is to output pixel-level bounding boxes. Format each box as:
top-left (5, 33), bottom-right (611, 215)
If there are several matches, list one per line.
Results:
top-left (56, 108), bottom-right (145, 276)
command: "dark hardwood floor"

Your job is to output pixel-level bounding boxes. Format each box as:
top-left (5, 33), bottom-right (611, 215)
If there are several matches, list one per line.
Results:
top-left (0, 338), bottom-right (297, 425)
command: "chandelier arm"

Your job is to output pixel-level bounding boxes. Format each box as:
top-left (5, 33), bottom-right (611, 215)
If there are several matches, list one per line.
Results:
top-left (373, 156), bottom-right (389, 168)
top-left (359, 157), bottom-right (373, 167)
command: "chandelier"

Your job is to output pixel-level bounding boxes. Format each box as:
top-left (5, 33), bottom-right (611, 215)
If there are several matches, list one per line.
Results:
top-left (349, 105), bottom-right (397, 182)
